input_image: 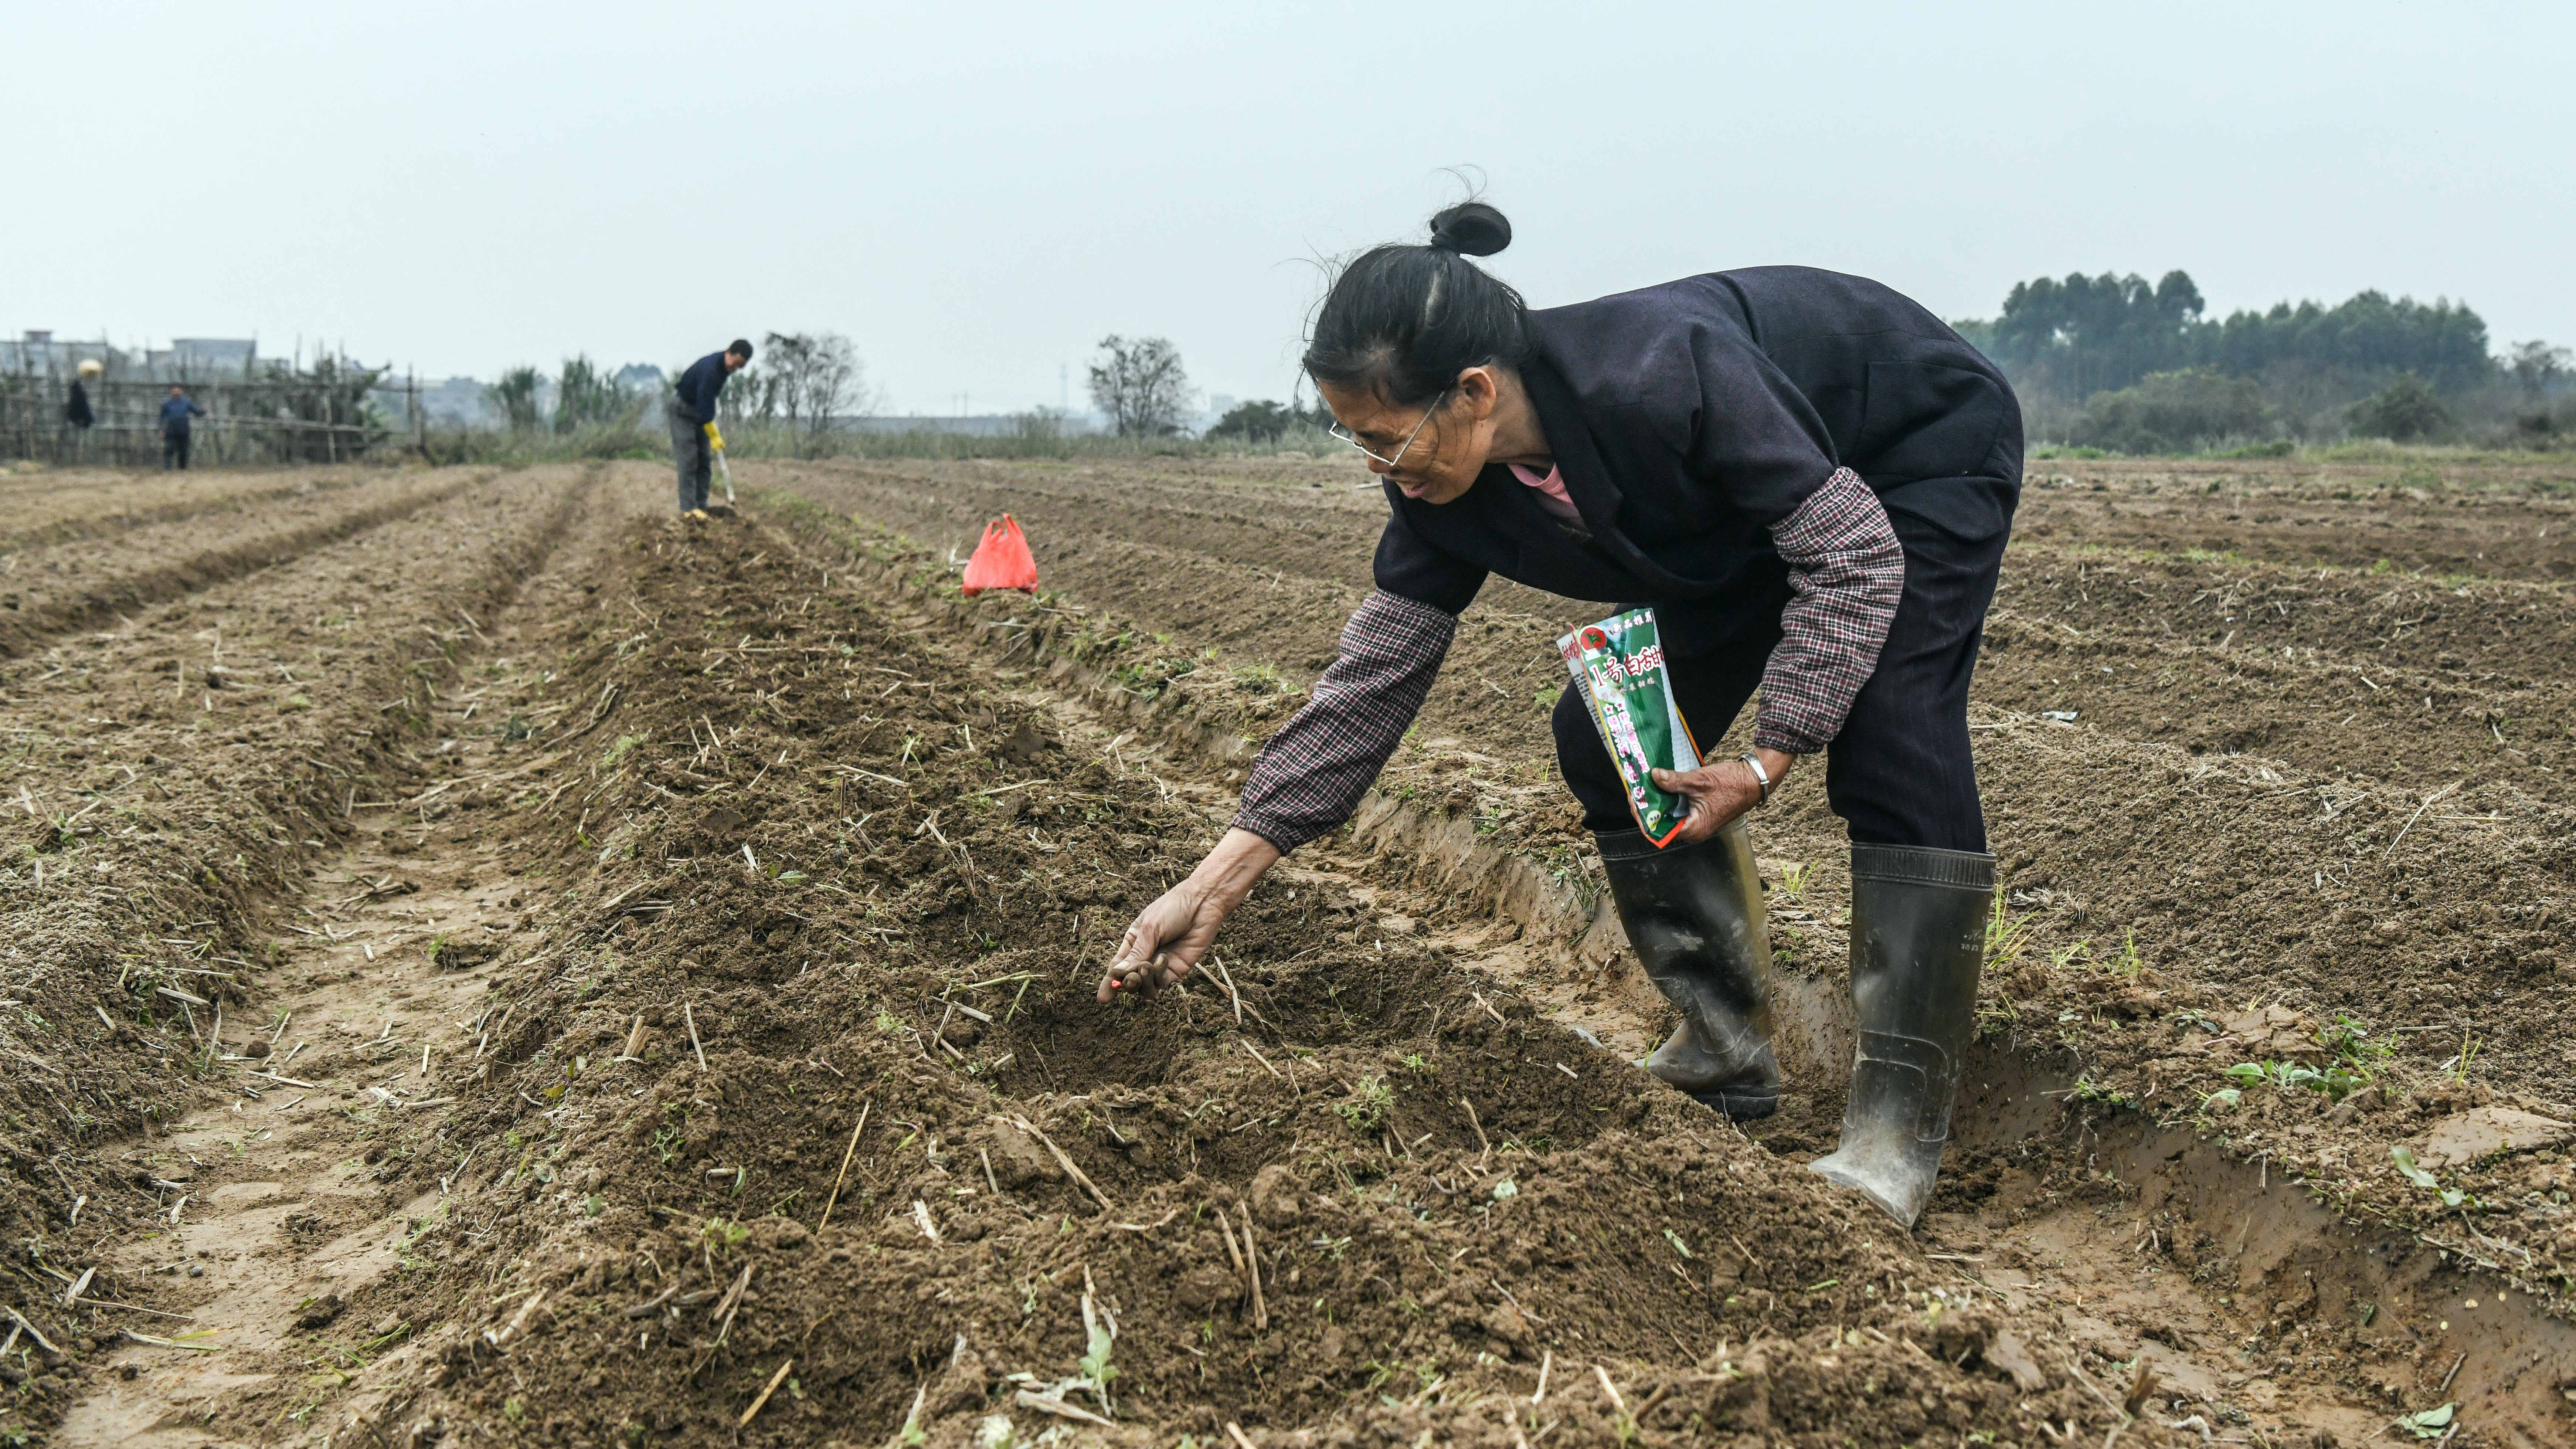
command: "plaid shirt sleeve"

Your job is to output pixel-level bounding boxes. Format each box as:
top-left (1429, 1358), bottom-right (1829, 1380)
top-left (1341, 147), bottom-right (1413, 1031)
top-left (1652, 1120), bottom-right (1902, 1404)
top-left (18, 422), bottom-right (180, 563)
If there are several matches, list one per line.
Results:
top-left (1232, 590), bottom-right (1455, 854)
top-left (1753, 466), bottom-right (1905, 754)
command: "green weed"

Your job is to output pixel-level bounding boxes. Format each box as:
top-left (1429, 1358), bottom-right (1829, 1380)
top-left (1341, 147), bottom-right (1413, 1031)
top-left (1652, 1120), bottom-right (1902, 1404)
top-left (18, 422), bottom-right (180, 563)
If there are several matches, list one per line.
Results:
top-left (1984, 896), bottom-right (2038, 971)
top-left (2223, 1058), bottom-right (2367, 1102)
top-left (1335, 1076), bottom-right (1393, 1134)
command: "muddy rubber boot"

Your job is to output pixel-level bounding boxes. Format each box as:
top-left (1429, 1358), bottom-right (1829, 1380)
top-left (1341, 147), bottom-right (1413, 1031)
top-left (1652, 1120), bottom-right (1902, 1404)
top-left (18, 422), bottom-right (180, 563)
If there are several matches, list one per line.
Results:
top-left (1808, 844), bottom-right (1995, 1228)
top-left (1595, 822), bottom-right (1780, 1120)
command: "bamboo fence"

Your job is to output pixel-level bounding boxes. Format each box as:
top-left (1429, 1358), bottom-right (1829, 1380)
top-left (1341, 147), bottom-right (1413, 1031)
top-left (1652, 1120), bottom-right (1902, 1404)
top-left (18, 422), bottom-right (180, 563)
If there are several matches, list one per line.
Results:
top-left (0, 355), bottom-right (420, 467)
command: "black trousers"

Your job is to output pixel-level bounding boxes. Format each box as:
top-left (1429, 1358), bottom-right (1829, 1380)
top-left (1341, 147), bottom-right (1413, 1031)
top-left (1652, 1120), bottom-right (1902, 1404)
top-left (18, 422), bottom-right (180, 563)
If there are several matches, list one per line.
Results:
top-left (667, 401), bottom-right (711, 512)
top-left (162, 430), bottom-right (191, 470)
top-left (1552, 513), bottom-right (2008, 853)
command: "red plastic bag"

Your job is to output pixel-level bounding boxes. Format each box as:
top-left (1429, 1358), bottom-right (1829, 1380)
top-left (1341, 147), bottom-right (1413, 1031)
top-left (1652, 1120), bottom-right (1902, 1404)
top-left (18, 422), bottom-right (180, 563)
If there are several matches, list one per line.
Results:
top-left (961, 513), bottom-right (1038, 595)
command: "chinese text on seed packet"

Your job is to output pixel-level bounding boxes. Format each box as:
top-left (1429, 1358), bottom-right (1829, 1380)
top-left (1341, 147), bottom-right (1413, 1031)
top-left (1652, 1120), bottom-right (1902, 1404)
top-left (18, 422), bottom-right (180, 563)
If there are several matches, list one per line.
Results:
top-left (1557, 607), bottom-right (1702, 846)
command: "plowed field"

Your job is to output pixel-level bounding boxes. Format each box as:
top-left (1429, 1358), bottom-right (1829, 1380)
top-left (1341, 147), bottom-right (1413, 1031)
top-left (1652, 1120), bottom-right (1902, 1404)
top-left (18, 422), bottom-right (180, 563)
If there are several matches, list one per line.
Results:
top-left (6, 453), bottom-right (2569, 1448)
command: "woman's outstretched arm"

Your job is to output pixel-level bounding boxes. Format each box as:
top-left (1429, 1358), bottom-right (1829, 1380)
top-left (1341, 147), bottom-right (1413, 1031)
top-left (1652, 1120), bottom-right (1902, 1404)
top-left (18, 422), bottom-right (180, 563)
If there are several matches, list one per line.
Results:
top-left (1100, 588), bottom-right (1455, 999)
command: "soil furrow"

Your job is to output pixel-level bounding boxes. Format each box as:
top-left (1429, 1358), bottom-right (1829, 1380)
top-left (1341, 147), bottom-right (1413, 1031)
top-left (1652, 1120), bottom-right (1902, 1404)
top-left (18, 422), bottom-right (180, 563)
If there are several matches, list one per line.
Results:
top-left (759, 458), bottom-right (2576, 1444)
top-left (67, 501), bottom-right (2127, 1448)
top-left (2015, 460), bottom-right (2576, 581)
top-left (0, 467), bottom-right (497, 659)
top-left (0, 468), bottom-right (383, 558)
top-left (14, 457), bottom-right (2569, 1449)
top-left (0, 465), bottom-right (594, 1443)
top-left (52, 463), bottom-right (658, 1448)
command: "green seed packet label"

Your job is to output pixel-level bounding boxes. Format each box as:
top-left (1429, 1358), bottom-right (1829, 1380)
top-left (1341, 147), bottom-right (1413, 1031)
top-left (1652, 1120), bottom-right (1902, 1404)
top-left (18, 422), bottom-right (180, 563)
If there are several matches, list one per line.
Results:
top-left (1557, 608), bottom-right (1703, 846)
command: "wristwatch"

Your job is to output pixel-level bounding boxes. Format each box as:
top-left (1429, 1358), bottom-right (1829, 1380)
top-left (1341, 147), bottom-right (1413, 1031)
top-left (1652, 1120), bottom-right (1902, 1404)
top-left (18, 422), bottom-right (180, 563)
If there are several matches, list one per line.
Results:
top-left (1738, 752), bottom-right (1774, 805)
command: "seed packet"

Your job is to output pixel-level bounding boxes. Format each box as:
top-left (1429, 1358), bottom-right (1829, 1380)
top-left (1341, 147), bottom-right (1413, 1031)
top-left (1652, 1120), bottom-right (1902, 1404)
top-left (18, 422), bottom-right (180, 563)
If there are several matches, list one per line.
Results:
top-left (1556, 607), bottom-right (1702, 846)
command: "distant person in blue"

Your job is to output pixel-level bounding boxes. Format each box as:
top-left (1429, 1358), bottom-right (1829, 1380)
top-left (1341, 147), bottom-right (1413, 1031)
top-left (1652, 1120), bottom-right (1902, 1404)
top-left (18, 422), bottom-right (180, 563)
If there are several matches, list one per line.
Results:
top-left (160, 386), bottom-right (206, 471)
top-left (668, 340), bottom-right (753, 518)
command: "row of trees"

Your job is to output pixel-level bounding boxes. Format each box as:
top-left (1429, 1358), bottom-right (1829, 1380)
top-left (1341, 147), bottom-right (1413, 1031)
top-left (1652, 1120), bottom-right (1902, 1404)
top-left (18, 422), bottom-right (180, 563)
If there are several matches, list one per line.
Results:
top-left (1087, 337), bottom-right (1339, 442)
top-left (483, 357), bottom-right (642, 434)
top-left (1967, 271), bottom-right (2504, 398)
top-left (481, 333), bottom-right (877, 457)
top-left (1956, 269), bottom-right (2570, 451)
top-left (474, 333), bottom-right (1304, 447)
top-left (717, 332), bottom-right (874, 456)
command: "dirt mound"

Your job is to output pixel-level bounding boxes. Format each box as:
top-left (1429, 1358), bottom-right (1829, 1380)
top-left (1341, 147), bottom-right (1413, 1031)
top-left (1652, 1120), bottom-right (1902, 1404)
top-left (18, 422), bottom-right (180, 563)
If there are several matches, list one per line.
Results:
top-left (300, 512), bottom-right (2116, 1446)
top-left (0, 465), bottom-right (583, 1440)
top-left (751, 456), bottom-right (2576, 1442)
top-left (31, 458), bottom-right (2568, 1446)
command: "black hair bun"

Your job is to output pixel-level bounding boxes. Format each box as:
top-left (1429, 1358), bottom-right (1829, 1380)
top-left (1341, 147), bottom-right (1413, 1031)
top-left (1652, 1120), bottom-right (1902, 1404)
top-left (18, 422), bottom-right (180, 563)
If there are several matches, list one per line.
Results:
top-left (1427, 202), bottom-right (1511, 258)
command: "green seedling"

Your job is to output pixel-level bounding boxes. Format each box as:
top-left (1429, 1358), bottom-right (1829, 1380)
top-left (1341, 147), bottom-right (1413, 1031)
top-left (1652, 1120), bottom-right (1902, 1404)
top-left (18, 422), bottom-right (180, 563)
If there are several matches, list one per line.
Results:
top-left (1335, 1076), bottom-right (1393, 1134)
top-left (1075, 1286), bottom-right (1118, 1415)
top-left (2047, 939), bottom-right (2093, 973)
top-left (1776, 861), bottom-right (1814, 899)
top-left (2067, 1076), bottom-right (2128, 1106)
top-left (700, 1217), bottom-right (751, 1253)
top-left (2316, 1015), bottom-right (2395, 1080)
top-left (2225, 1058), bottom-right (2366, 1102)
top-left (2390, 1147), bottom-right (2474, 1209)
top-left (2447, 1031), bottom-right (2482, 1084)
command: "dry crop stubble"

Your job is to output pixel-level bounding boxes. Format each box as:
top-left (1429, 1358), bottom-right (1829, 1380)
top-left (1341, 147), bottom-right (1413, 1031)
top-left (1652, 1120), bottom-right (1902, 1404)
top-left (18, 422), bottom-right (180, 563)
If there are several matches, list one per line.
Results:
top-left (0, 464), bottom-right (588, 1443)
top-left (18, 450), bottom-right (2570, 1446)
top-left (752, 454), bottom-right (2576, 1442)
top-left (0, 466), bottom-right (385, 556)
top-left (260, 509), bottom-right (2117, 1448)
top-left (0, 466), bottom-right (497, 658)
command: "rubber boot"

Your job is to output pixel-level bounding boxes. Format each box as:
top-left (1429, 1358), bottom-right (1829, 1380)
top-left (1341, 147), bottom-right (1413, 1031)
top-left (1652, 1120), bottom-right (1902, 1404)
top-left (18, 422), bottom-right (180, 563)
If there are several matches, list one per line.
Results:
top-left (1595, 822), bottom-right (1780, 1120)
top-left (1808, 844), bottom-right (1995, 1228)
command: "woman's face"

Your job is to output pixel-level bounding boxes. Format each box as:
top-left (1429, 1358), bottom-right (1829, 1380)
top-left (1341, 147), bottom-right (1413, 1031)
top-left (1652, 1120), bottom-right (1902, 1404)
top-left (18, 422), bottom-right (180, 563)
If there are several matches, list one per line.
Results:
top-left (1318, 369), bottom-right (1502, 505)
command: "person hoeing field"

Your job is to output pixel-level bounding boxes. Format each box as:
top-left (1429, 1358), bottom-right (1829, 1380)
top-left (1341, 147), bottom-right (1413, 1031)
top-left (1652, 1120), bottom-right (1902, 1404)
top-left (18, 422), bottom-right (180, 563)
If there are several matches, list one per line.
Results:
top-left (1098, 203), bottom-right (2021, 1228)
top-left (670, 339), bottom-right (752, 518)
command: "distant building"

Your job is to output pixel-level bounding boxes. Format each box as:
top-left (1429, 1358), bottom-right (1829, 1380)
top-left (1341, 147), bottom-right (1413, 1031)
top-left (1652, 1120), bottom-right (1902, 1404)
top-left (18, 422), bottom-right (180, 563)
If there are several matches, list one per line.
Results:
top-left (415, 377), bottom-right (496, 425)
top-left (0, 330), bottom-right (118, 375)
top-left (615, 363), bottom-right (667, 394)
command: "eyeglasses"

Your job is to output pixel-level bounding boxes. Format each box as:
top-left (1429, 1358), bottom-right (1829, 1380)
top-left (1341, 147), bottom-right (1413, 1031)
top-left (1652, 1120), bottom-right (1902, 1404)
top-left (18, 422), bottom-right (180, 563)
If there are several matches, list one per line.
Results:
top-left (1329, 387), bottom-right (1451, 468)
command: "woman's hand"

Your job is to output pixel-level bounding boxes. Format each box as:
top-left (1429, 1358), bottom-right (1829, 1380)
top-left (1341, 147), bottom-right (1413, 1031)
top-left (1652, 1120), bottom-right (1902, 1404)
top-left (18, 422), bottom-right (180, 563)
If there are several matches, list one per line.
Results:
top-left (1649, 748), bottom-right (1797, 845)
top-left (1098, 828), bottom-right (1282, 1003)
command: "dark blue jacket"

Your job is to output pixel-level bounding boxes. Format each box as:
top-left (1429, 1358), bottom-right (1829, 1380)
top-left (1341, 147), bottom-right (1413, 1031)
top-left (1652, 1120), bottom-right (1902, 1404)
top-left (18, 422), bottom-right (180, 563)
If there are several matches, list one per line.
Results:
top-left (159, 395), bottom-right (206, 434)
top-left (1373, 266), bottom-right (2022, 654)
top-left (675, 352), bottom-right (731, 425)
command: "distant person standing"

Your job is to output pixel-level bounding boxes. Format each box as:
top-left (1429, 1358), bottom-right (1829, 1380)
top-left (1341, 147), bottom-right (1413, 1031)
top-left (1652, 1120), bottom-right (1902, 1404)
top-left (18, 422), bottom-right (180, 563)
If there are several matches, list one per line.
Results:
top-left (159, 386), bottom-right (205, 470)
top-left (669, 340), bottom-right (752, 518)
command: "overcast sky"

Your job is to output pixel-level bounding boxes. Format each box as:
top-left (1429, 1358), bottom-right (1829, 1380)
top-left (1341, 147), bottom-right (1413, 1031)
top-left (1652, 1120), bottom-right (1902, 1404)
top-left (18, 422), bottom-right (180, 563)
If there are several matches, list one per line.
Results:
top-left (12, 3), bottom-right (2569, 413)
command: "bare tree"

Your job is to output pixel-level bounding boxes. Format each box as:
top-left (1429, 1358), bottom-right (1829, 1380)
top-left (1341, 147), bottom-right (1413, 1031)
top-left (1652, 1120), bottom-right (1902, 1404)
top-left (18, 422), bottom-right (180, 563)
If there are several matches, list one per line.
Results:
top-left (1087, 335), bottom-right (1192, 437)
top-left (759, 331), bottom-right (870, 457)
top-left (716, 360), bottom-right (781, 428)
